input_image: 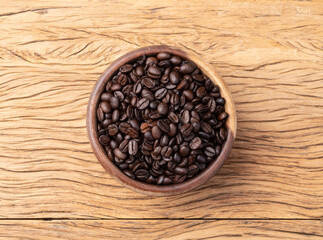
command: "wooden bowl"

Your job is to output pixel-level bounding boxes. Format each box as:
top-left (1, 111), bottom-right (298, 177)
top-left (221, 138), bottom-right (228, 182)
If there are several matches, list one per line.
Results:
top-left (87, 45), bottom-right (237, 196)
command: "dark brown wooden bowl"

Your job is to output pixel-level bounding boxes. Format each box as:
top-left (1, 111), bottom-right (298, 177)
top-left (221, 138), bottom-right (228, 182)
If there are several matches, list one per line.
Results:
top-left (87, 45), bottom-right (237, 196)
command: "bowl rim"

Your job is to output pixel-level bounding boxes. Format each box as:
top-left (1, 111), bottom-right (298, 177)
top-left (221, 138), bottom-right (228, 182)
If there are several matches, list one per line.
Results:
top-left (87, 45), bottom-right (236, 196)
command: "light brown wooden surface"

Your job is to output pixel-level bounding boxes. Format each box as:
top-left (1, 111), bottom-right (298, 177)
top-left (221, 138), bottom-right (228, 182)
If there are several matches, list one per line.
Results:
top-left (1, 220), bottom-right (322, 240)
top-left (0, 0), bottom-right (322, 239)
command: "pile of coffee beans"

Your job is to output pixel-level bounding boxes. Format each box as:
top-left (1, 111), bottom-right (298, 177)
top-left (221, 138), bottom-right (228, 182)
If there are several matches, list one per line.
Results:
top-left (97, 52), bottom-right (228, 185)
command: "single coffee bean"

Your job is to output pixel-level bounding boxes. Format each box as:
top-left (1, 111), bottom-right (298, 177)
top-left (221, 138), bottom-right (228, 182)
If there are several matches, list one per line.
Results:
top-left (170, 55), bottom-right (181, 65)
top-left (188, 164), bottom-right (199, 177)
top-left (216, 97), bottom-right (226, 105)
top-left (123, 169), bottom-right (135, 179)
top-left (137, 98), bottom-right (150, 110)
top-left (101, 92), bottom-right (113, 101)
top-left (183, 89), bottom-right (194, 100)
top-left (179, 61), bottom-right (196, 74)
top-left (174, 167), bottom-right (188, 175)
top-left (157, 102), bottom-right (168, 115)
top-left (208, 99), bottom-right (216, 112)
top-left (110, 97), bottom-right (119, 109)
top-left (155, 88), bottom-right (167, 99)
top-left (147, 66), bottom-right (161, 79)
top-left (180, 123), bottom-right (193, 136)
top-left (196, 86), bottom-right (206, 98)
top-left (189, 137), bottom-right (202, 150)
top-left (114, 148), bottom-right (127, 160)
top-left (201, 122), bottom-right (212, 134)
top-left (152, 125), bottom-right (162, 139)
top-left (128, 140), bottom-right (138, 155)
top-left (107, 124), bottom-right (118, 136)
top-left (133, 82), bottom-right (142, 94)
top-left (169, 71), bottom-right (180, 84)
top-left (168, 112), bottom-right (179, 123)
top-left (119, 64), bottom-right (133, 73)
top-left (135, 65), bottom-right (144, 77)
top-left (204, 147), bottom-right (216, 157)
top-left (100, 101), bottom-right (111, 113)
top-left (181, 109), bottom-right (190, 124)
top-left (111, 83), bottom-right (122, 91)
top-left (157, 120), bottom-right (170, 133)
top-left (218, 112), bottom-right (228, 120)
top-left (157, 52), bottom-right (171, 60)
top-left (112, 109), bottom-right (120, 122)
top-left (99, 135), bottom-right (110, 146)
top-left (97, 108), bottom-right (104, 122)
top-left (179, 145), bottom-right (190, 157)
top-left (142, 77), bottom-right (155, 88)
top-left (135, 169), bottom-right (149, 181)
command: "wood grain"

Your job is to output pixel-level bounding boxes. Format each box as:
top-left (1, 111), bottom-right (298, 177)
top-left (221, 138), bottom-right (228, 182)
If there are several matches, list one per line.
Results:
top-left (0, 0), bottom-right (322, 227)
top-left (0, 220), bottom-right (322, 240)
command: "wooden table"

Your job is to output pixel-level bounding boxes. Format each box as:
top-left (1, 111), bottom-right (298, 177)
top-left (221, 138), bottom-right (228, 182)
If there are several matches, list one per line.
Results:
top-left (0, 0), bottom-right (322, 239)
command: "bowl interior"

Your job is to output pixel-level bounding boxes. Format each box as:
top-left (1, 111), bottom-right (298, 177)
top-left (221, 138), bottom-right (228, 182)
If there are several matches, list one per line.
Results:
top-left (87, 45), bottom-right (236, 196)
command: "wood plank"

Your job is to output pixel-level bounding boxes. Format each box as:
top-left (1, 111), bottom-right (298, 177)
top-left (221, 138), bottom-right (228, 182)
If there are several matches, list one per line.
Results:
top-left (0, 0), bottom-right (322, 219)
top-left (0, 220), bottom-right (322, 240)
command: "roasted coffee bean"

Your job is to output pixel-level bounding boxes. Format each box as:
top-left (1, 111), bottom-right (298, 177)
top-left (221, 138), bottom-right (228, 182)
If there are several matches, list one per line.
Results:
top-left (155, 88), bottom-right (167, 99)
top-left (152, 125), bottom-right (162, 139)
top-left (189, 137), bottom-right (202, 150)
top-left (179, 145), bottom-right (190, 157)
top-left (188, 164), bottom-right (199, 177)
top-left (137, 98), bottom-right (150, 110)
top-left (119, 139), bottom-right (129, 153)
top-left (179, 61), bottom-right (196, 74)
top-left (181, 109), bottom-right (190, 124)
top-left (107, 124), bottom-right (118, 136)
top-left (141, 89), bottom-right (154, 101)
top-left (157, 120), bottom-right (170, 133)
top-left (97, 52), bottom-right (229, 185)
top-left (97, 108), bottom-right (104, 122)
top-left (180, 123), bottom-right (193, 136)
top-left (183, 89), bottom-right (194, 100)
top-left (157, 52), bottom-right (171, 60)
top-left (100, 101), bottom-right (111, 113)
top-left (204, 147), bottom-right (216, 157)
top-left (135, 169), bottom-right (149, 181)
top-left (135, 65), bottom-right (144, 77)
top-left (99, 135), bottom-right (110, 146)
top-left (120, 64), bottom-right (133, 73)
top-left (218, 112), bottom-right (228, 120)
top-left (114, 148), bottom-right (127, 160)
top-left (110, 97), bottom-right (119, 109)
top-left (147, 66), bottom-right (161, 79)
top-left (128, 140), bottom-right (138, 155)
top-left (142, 77), bottom-right (155, 88)
top-left (123, 169), bottom-right (135, 179)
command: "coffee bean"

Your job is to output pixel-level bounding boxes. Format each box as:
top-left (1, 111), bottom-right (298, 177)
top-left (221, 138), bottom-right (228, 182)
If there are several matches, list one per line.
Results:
top-left (128, 140), bottom-right (138, 155)
top-left (179, 145), bottom-right (190, 157)
top-left (120, 64), bottom-right (133, 73)
top-left (112, 109), bottom-right (120, 122)
top-left (168, 112), bottom-right (179, 123)
top-left (219, 128), bottom-right (227, 141)
top-left (181, 109), bottom-right (190, 124)
top-left (188, 164), bottom-right (199, 177)
top-left (110, 97), bottom-right (119, 109)
top-left (189, 137), bottom-right (202, 150)
top-left (133, 82), bottom-right (142, 94)
top-left (135, 169), bottom-right (149, 181)
top-left (157, 102), bottom-right (168, 115)
top-left (137, 98), bottom-right (150, 110)
top-left (114, 148), bottom-right (127, 160)
top-left (157, 52), bottom-right (171, 60)
top-left (107, 124), bottom-right (118, 136)
top-left (147, 66), bottom-right (161, 79)
top-left (142, 77), bottom-right (155, 88)
top-left (179, 61), bottom-right (196, 74)
top-left (192, 74), bottom-right (204, 82)
top-left (99, 135), bottom-right (110, 146)
top-left (183, 89), bottom-right (194, 100)
top-left (127, 127), bottom-right (139, 138)
top-left (204, 147), bottom-right (216, 157)
top-left (101, 92), bottom-right (113, 101)
top-left (123, 169), bottom-right (135, 179)
top-left (169, 71), bottom-right (180, 84)
top-left (129, 119), bottom-right (140, 131)
top-left (196, 86), bottom-right (206, 98)
top-left (135, 65), bottom-right (144, 77)
top-left (201, 122), bottom-right (212, 134)
top-left (155, 88), bottom-right (167, 100)
top-left (218, 112), bottom-right (228, 120)
top-left (170, 55), bottom-right (181, 65)
top-left (216, 97), bottom-right (226, 105)
top-left (152, 126), bottom-right (162, 139)
top-left (111, 83), bottom-right (122, 91)
top-left (157, 120), bottom-right (170, 133)
top-left (119, 122), bottom-right (131, 134)
top-left (141, 89), bottom-right (154, 101)
top-left (97, 108), bottom-right (104, 122)
top-left (100, 101), bottom-right (111, 113)
top-left (180, 123), bottom-right (193, 136)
